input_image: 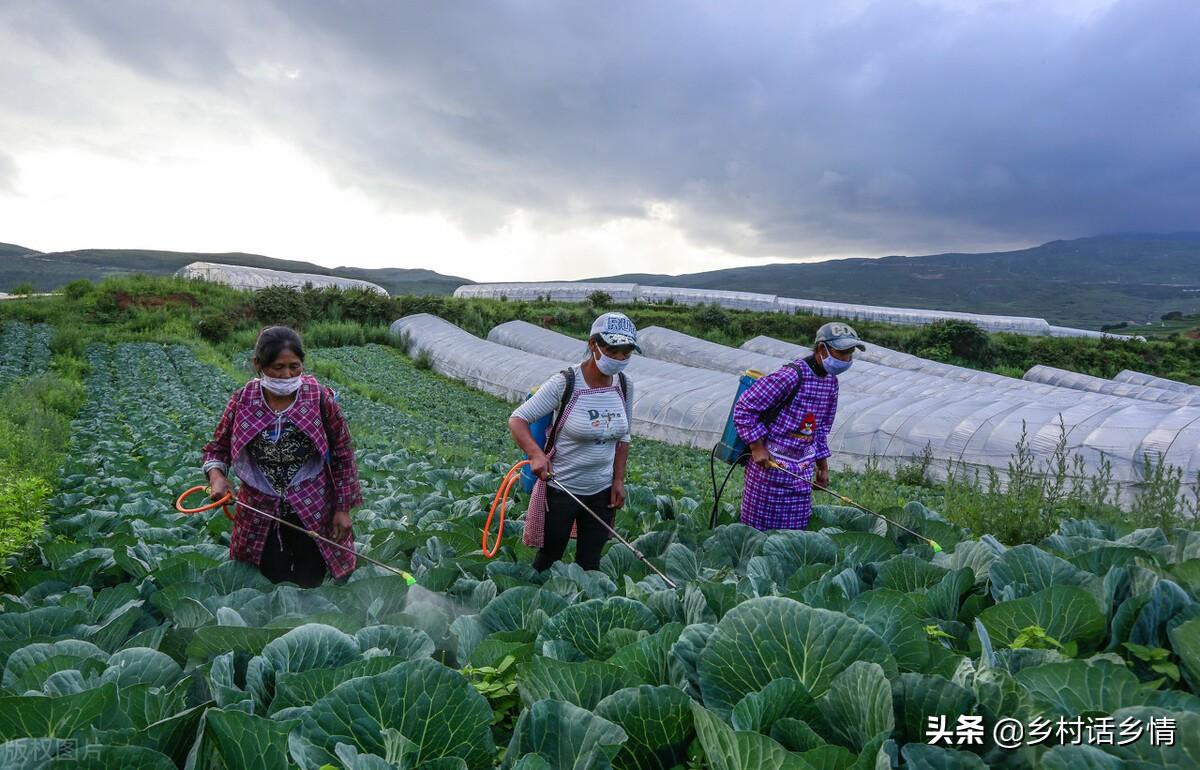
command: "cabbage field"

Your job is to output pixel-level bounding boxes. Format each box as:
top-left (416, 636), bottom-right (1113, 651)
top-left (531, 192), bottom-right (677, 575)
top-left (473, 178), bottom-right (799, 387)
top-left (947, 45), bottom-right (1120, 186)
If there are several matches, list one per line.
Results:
top-left (3, 333), bottom-right (1200, 769)
top-left (0, 321), bottom-right (53, 389)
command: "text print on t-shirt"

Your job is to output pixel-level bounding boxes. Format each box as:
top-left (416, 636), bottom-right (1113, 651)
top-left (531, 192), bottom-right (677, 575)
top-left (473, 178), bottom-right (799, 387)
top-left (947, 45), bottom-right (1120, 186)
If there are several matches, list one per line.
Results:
top-left (588, 408), bottom-right (625, 443)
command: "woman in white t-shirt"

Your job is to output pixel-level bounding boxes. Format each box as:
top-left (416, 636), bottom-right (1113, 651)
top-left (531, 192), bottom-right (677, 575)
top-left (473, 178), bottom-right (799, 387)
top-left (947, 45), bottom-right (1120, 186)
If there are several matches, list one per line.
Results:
top-left (509, 312), bottom-right (638, 571)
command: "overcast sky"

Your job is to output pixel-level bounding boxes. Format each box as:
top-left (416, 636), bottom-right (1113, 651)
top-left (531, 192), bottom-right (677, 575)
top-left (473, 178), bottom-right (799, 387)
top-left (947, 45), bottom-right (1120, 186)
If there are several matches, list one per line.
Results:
top-left (1, 0), bottom-right (1197, 281)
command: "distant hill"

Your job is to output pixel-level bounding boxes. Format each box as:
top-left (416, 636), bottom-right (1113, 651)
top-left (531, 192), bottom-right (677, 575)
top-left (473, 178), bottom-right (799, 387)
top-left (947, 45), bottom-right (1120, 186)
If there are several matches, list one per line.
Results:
top-left (8, 234), bottom-right (1200, 326)
top-left (0, 247), bottom-right (472, 296)
top-left (0, 242), bottom-right (40, 258)
top-left (588, 234), bottom-right (1200, 329)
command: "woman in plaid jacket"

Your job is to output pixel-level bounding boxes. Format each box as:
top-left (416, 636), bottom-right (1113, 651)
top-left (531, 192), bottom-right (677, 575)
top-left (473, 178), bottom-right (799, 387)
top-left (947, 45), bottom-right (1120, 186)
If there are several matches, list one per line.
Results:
top-left (202, 326), bottom-right (362, 587)
top-left (733, 322), bottom-right (864, 530)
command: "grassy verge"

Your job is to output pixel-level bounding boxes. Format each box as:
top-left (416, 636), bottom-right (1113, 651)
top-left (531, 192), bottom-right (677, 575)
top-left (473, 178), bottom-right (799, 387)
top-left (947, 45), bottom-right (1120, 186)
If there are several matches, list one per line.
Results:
top-left (0, 368), bottom-right (85, 577)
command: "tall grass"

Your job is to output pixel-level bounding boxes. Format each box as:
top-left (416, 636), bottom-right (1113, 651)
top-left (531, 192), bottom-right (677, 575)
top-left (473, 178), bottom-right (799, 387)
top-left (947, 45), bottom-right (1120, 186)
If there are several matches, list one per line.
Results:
top-left (303, 321), bottom-right (394, 348)
top-left (830, 419), bottom-right (1196, 545)
top-left (0, 372), bottom-right (83, 573)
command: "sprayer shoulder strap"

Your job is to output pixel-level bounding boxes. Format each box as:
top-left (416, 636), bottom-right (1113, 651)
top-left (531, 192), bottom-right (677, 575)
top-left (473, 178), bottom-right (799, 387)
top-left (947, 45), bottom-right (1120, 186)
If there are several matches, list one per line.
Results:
top-left (761, 362), bottom-right (805, 429)
top-left (544, 368), bottom-right (576, 454)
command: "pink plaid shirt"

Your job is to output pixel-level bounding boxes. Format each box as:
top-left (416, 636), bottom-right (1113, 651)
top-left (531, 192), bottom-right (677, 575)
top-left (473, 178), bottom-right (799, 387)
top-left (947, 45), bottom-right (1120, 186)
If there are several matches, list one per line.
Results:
top-left (202, 376), bottom-right (362, 578)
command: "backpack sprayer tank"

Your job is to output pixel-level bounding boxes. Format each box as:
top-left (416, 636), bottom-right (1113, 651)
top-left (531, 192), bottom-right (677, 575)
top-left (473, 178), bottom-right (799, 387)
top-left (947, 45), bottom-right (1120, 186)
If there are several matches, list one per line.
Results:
top-left (520, 386), bottom-right (553, 493)
top-left (714, 369), bottom-right (765, 466)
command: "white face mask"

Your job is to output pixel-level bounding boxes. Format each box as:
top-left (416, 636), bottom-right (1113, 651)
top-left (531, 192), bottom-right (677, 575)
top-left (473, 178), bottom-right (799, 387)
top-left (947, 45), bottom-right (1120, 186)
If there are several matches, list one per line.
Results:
top-left (260, 373), bottom-right (302, 395)
top-left (593, 349), bottom-right (630, 376)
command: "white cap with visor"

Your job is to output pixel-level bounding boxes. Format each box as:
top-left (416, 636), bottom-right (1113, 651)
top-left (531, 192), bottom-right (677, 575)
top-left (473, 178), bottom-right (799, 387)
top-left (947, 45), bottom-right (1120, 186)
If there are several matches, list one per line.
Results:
top-left (590, 312), bottom-right (641, 352)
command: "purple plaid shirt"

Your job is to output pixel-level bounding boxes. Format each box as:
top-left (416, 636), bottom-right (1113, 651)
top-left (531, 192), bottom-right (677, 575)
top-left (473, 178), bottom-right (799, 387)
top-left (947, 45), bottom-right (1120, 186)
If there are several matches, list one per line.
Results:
top-left (202, 376), bottom-right (362, 578)
top-left (733, 357), bottom-right (838, 530)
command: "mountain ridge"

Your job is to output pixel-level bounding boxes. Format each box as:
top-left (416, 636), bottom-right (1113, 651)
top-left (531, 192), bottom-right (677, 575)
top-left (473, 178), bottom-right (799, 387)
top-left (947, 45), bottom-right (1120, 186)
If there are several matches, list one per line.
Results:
top-left (5, 234), bottom-right (1200, 326)
top-left (0, 246), bottom-right (472, 296)
top-left (585, 234), bottom-right (1200, 328)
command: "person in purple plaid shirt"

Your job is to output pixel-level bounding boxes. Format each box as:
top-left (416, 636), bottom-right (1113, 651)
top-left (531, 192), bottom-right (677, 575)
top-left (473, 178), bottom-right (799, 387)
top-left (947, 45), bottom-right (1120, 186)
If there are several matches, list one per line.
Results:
top-left (733, 322), bottom-right (865, 530)
top-left (203, 327), bottom-right (362, 587)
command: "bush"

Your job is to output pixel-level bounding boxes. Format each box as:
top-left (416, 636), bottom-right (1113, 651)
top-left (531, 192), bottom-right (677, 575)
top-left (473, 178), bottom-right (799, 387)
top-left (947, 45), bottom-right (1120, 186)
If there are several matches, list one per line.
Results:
top-left (913, 320), bottom-right (991, 364)
top-left (52, 353), bottom-right (89, 384)
top-left (197, 312), bottom-right (234, 344)
top-left (587, 290), bottom-right (613, 309)
top-left (915, 342), bottom-right (952, 362)
top-left (395, 295), bottom-right (448, 319)
top-left (336, 288), bottom-right (397, 326)
top-left (50, 326), bottom-right (87, 359)
top-left (254, 286), bottom-right (311, 328)
top-left (9, 282), bottom-right (35, 296)
top-left (61, 279), bottom-right (93, 301)
top-left (693, 303), bottom-right (730, 330)
top-left (0, 472), bottom-right (50, 570)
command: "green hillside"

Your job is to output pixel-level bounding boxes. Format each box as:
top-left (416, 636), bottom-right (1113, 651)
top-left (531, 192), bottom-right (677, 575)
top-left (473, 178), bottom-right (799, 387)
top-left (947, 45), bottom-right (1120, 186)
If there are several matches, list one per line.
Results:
top-left (0, 242), bottom-right (40, 257)
top-left (0, 246), bottom-right (472, 296)
top-left (593, 234), bottom-right (1200, 329)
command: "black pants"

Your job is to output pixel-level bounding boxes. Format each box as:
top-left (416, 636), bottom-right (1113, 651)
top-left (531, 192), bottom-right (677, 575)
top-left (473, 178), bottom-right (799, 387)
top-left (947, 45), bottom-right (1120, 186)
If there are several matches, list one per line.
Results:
top-left (258, 506), bottom-right (328, 588)
top-left (533, 486), bottom-right (614, 572)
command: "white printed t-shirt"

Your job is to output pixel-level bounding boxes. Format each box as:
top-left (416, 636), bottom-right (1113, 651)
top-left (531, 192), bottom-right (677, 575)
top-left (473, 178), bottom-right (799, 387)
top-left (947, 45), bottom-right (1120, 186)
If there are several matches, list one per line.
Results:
top-left (511, 365), bottom-right (634, 495)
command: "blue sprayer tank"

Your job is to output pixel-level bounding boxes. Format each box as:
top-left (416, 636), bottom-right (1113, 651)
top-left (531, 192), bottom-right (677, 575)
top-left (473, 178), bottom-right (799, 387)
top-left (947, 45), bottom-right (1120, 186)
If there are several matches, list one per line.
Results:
top-left (520, 388), bottom-right (553, 492)
top-left (715, 370), bottom-right (765, 465)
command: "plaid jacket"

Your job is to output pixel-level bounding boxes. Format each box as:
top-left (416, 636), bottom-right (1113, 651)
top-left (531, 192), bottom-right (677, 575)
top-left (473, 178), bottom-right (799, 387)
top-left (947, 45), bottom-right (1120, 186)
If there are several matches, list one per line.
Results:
top-left (202, 376), bottom-right (362, 578)
top-left (732, 358), bottom-right (838, 530)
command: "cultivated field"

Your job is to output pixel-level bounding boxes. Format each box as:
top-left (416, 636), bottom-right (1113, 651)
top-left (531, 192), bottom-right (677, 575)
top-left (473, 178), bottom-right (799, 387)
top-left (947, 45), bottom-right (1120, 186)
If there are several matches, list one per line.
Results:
top-left (1, 320), bottom-right (1199, 768)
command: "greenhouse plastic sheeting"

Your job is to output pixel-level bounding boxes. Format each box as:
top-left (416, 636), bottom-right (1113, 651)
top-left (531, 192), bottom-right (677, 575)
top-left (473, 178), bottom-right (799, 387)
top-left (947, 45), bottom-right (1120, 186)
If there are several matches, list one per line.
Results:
top-left (738, 335), bottom-right (1104, 409)
top-left (453, 281), bottom-right (1073, 337)
top-left (389, 314), bottom-right (563, 402)
top-left (773, 297), bottom-right (1052, 335)
top-left (638, 326), bottom-right (789, 376)
top-left (726, 335), bottom-right (1200, 503)
top-left (1023, 365), bottom-right (1200, 407)
top-left (395, 314), bottom-right (1200, 503)
top-left (486, 320), bottom-right (736, 448)
top-left (637, 287), bottom-right (779, 311)
top-left (1114, 369), bottom-right (1200, 396)
top-left (177, 261), bottom-right (388, 295)
top-left (741, 335), bottom-right (1123, 407)
top-left (487, 320), bottom-right (588, 362)
top-left (453, 282), bottom-right (640, 303)
top-left (1048, 325), bottom-right (1142, 341)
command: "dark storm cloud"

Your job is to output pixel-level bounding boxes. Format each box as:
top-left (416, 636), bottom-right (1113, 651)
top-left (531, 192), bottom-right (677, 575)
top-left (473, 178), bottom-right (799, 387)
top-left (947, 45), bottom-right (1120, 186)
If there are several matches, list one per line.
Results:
top-left (22, 0), bottom-right (1200, 257)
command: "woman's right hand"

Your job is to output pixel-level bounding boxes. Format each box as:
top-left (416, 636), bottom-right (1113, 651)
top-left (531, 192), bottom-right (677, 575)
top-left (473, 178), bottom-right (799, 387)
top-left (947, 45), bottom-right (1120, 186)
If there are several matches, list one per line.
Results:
top-left (529, 452), bottom-right (553, 481)
top-left (208, 470), bottom-right (232, 501)
top-left (750, 443), bottom-right (775, 470)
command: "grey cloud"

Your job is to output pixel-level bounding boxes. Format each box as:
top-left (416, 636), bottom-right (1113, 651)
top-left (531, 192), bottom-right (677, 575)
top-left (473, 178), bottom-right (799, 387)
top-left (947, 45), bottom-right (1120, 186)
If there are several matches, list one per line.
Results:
top-left (21, 0), bottom-right (1200, 257)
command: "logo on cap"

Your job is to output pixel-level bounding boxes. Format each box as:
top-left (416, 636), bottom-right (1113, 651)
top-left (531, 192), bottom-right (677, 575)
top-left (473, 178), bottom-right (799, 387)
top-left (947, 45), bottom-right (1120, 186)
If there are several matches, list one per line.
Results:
top-left (604, 314), bottom-right (636, 337)
top-left (829, 323), bottom-right (856, 338)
